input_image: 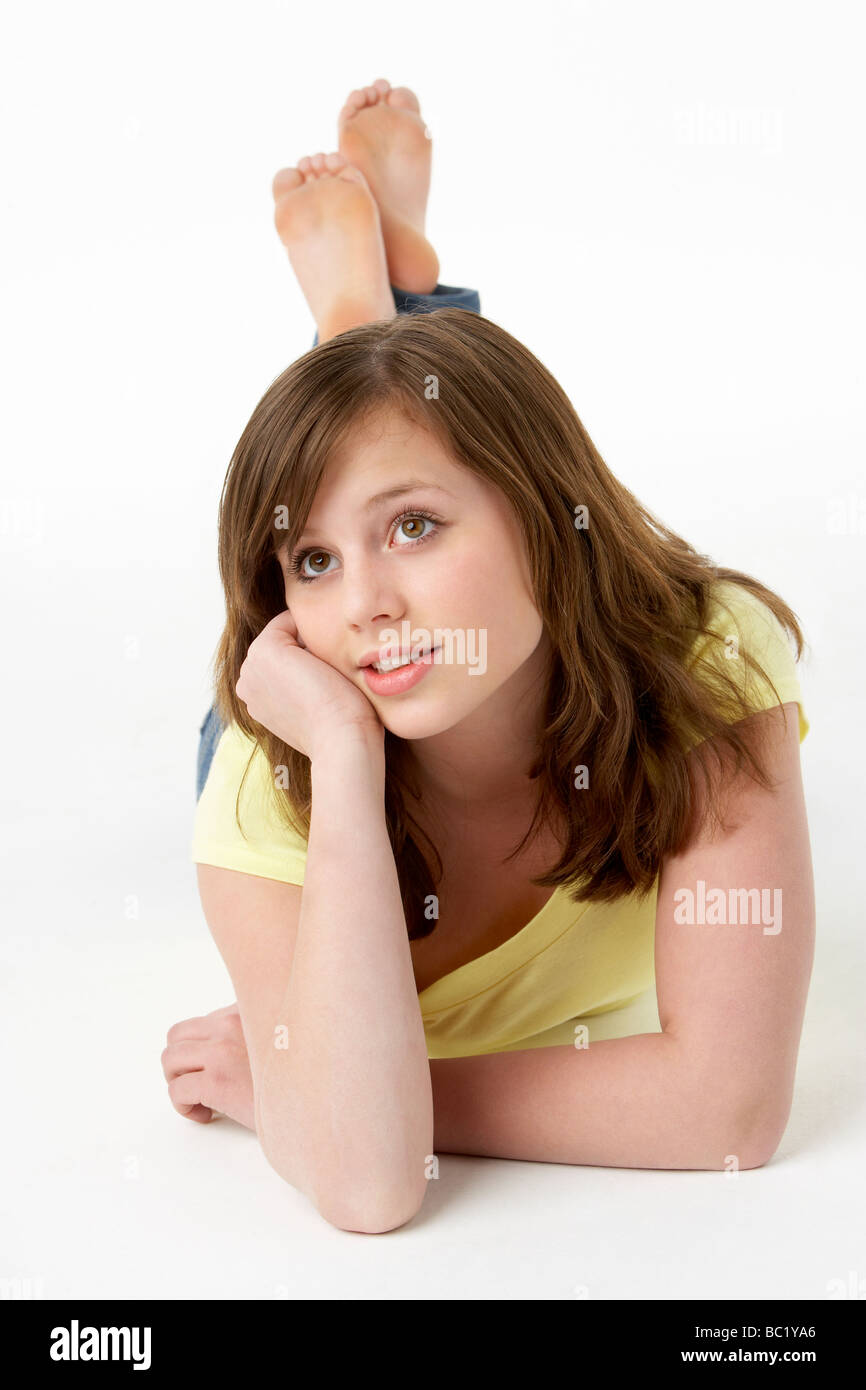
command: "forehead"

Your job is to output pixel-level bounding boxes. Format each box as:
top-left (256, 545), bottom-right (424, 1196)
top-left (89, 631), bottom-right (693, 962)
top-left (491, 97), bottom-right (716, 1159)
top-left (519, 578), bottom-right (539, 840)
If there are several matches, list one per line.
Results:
top-left (328, 405), bottom-right (451, 471)
top-left (310, 406), bottom-right (469, 506)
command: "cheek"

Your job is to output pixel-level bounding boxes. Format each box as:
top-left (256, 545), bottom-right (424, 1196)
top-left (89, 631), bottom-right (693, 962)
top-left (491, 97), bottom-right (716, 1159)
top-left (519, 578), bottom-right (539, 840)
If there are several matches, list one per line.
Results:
top-left (283, 591), bottom-right (326, 648)
top-left (435, 551), bottom-right (538, 667)
top-left (440, 548), bottom-right (530, 622)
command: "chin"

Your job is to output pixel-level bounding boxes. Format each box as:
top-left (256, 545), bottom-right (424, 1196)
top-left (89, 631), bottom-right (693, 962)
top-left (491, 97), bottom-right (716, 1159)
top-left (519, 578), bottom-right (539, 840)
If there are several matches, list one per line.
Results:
top-left (378, 692), bottom-right (484, 741)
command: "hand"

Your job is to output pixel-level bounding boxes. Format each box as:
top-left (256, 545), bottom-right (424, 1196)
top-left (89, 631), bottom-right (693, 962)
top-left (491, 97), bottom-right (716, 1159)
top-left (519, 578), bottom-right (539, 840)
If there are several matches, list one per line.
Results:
top-left (235, 608), bottom-right (383, 761)
top-left (162, 1002), bottom-right (255, 1130)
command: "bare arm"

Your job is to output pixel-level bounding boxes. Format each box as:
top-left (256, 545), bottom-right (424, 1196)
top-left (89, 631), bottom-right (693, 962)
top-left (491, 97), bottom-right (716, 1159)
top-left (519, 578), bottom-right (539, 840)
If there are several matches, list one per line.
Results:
top-left (256, 726), bottom-right (433, 1231)
top-left (428, 703), bottom-right (814, 1171)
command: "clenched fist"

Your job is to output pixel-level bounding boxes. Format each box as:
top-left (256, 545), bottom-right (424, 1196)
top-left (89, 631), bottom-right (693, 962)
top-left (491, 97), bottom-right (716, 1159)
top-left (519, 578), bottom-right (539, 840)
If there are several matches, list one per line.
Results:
top-left (236, 608), bottom-right (383, 761)
top-left (162, 1002), bottom-right (255, 1130)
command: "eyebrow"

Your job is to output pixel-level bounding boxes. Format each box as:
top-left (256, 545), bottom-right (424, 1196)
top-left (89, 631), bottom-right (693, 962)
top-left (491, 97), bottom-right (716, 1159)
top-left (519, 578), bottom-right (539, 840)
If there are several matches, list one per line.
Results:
top-left (363, 480), bottom-right (452, 511)
top-left (293, 480), bottom-right (453, 546)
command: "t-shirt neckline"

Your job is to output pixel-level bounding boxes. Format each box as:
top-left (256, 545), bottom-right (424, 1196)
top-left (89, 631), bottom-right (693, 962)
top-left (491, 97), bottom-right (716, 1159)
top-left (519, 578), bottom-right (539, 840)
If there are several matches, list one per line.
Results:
top-left (417, 881), bottom-right (593, 1014)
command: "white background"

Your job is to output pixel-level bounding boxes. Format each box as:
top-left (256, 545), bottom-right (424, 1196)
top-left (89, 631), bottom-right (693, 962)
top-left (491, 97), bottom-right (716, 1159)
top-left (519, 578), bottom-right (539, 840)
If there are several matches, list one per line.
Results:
top-left (1, 0), bottom-right (863, 1300)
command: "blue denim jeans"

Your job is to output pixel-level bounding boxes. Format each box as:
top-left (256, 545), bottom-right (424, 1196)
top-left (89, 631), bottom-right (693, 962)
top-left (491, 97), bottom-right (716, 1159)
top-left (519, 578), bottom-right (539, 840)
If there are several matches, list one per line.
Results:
top-left (195, 279), bottom-right (481, 801)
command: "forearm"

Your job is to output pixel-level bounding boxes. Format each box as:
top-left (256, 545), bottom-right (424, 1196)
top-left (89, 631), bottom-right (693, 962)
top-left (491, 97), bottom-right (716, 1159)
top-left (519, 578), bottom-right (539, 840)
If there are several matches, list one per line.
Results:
top-left (430, 1031), bottom-right (774, 1170)
top-left (258, 728), bottom-right (432, 1229)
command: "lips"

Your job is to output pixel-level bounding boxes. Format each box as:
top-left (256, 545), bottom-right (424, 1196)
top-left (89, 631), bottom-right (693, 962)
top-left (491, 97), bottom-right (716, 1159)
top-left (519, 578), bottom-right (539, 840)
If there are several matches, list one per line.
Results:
top-left (361, 644), bottom-right (440, 695)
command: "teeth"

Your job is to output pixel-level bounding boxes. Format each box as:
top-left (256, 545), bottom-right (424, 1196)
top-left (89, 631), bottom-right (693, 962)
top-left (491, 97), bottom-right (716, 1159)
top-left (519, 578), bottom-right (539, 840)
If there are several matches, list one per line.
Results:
top-left (372, 648), bottom-right (430, 673)
top-left (373, 654), bottom-right (414, 672)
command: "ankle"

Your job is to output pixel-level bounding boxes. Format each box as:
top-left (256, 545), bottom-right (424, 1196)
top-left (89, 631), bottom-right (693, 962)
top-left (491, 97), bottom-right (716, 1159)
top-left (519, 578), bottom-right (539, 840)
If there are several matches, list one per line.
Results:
top-left (317, 293), bottom-right (397, 344)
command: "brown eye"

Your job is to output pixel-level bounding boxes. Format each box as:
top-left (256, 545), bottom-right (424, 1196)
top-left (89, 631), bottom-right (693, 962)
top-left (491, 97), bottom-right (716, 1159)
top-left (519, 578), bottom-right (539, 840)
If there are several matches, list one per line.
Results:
top-left (289, 508), bottom-right (442, 584)
top-left (393, 513), bottom-right (437, 546)
top-left (289, 548), bottom-right (338, 583)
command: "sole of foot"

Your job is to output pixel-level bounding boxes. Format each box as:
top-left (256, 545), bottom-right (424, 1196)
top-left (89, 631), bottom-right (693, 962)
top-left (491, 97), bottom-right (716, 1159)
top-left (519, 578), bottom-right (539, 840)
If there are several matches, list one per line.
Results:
top-left (336, 77), bottom-right (440, 296)
top-left (271, 152), bottom-right (396, 343)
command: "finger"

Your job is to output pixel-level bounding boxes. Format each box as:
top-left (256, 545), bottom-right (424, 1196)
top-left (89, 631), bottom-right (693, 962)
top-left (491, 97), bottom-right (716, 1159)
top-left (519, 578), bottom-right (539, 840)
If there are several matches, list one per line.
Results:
top-left (165, 1005), bottom-right (237, 1045)
top-left (161, 1040), bottom-right (211, 1082)
top-left (165, 1015), bottom-right (213, 1047)
top-left (167, 1073), bottom-right (215, 1124)
top-left (176, 1102), bottom-right (214, 1124)
top-left (204, 1003), bottom-right (240, 1022)
top-left (260, 607), bottom-right (306, 648)
top-left (210, 1002), bottom-right (239, 1016)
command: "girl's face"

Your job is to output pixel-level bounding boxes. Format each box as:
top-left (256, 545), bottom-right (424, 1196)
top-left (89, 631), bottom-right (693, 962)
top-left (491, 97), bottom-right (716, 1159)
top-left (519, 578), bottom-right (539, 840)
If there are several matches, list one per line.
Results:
top-left (276, 406), bottom-right (547, 742)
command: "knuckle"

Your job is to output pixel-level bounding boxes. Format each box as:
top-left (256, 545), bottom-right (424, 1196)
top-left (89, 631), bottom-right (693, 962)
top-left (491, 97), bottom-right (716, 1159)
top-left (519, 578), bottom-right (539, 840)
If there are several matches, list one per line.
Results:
top-left (166, 1017), bottom-right (197, 1043)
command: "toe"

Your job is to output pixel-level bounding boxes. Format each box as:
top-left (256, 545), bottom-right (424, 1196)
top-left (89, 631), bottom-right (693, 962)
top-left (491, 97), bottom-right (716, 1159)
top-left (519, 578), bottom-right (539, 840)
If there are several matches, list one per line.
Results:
top-left (341, 87), bottom-right (366, 115)
top-left (335, 162), bottom-right (371, 192)
top-left (324, 151), bottom-right (347, 172)
top-left (272, 166), bottom-right (304, 199)
top-left (386, 85), bottom-right (421, 114)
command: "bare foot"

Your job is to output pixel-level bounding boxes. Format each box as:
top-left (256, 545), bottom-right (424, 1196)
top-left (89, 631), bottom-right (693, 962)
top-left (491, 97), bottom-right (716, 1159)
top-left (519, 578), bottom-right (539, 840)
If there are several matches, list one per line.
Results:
top-left (336, 78), bottom-right (440, 296)
top-left (272, 152), bottom-right (396, 344)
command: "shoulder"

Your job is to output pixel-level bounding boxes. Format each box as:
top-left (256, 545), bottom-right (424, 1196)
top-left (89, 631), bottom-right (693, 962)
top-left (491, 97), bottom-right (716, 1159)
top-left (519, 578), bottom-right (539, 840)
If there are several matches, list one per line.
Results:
top-left (685, 580), bottom-right (810, 745)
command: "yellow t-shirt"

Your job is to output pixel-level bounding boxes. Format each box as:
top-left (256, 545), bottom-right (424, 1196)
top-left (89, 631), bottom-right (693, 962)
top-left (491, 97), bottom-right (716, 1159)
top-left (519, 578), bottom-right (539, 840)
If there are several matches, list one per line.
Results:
top-left (190, 580), bottom-right (809, 1058)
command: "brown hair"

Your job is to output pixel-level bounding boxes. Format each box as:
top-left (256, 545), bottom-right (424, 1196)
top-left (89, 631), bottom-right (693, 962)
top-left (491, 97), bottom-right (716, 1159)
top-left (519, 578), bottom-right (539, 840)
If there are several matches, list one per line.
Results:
top-left (209, 308), bottom-right (808, 937)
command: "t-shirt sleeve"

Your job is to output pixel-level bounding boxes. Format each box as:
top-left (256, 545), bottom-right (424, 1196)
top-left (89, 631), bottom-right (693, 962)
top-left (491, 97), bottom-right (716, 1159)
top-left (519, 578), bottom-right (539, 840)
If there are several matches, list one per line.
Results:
top-left (190, 721), bottom-right (308, 885)
top-left (685, 581), bottom-right (810, 745)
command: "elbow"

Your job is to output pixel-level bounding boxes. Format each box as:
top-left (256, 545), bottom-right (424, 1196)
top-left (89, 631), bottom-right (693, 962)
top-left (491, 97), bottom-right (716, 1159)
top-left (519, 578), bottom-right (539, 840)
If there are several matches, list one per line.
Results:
top-left (717, 1087), bottom-right (793, 1171)
top-left (261, 1137), bottom-right (427, 1232)
top-left (256, 1086), bottom-right (431, 1230)
top-left (318, 1184), bottom-right (427, 1234)
top-left (734, 1117), bottom-right (790, 1172)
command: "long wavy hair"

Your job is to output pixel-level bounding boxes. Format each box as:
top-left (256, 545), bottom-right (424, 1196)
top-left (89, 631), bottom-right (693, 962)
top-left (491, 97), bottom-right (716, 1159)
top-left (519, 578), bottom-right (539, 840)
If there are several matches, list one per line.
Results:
top-left (209, 308), bottom-right (808, 939)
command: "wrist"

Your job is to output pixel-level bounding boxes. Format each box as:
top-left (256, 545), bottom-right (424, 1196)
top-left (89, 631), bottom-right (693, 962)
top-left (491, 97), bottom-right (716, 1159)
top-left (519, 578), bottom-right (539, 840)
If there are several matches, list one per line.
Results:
top-left (310, 721), bottom-right (385, 777)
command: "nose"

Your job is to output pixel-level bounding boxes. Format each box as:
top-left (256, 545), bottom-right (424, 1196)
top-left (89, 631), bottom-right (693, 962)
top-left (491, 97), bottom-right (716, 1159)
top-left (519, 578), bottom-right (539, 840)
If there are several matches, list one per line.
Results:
top-left (339, 550), bottom-right (405, 635)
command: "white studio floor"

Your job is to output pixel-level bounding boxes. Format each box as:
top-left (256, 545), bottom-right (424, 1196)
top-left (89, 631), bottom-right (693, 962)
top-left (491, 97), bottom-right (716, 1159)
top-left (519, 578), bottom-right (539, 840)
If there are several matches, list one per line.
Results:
top-left (2, 862), bottom-right (861, 1301)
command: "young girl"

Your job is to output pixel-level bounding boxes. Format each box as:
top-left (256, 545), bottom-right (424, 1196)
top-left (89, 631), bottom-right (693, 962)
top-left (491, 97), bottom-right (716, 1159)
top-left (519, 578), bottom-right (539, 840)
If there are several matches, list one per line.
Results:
top-left (164, 78), bottom-right (815, 1234)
